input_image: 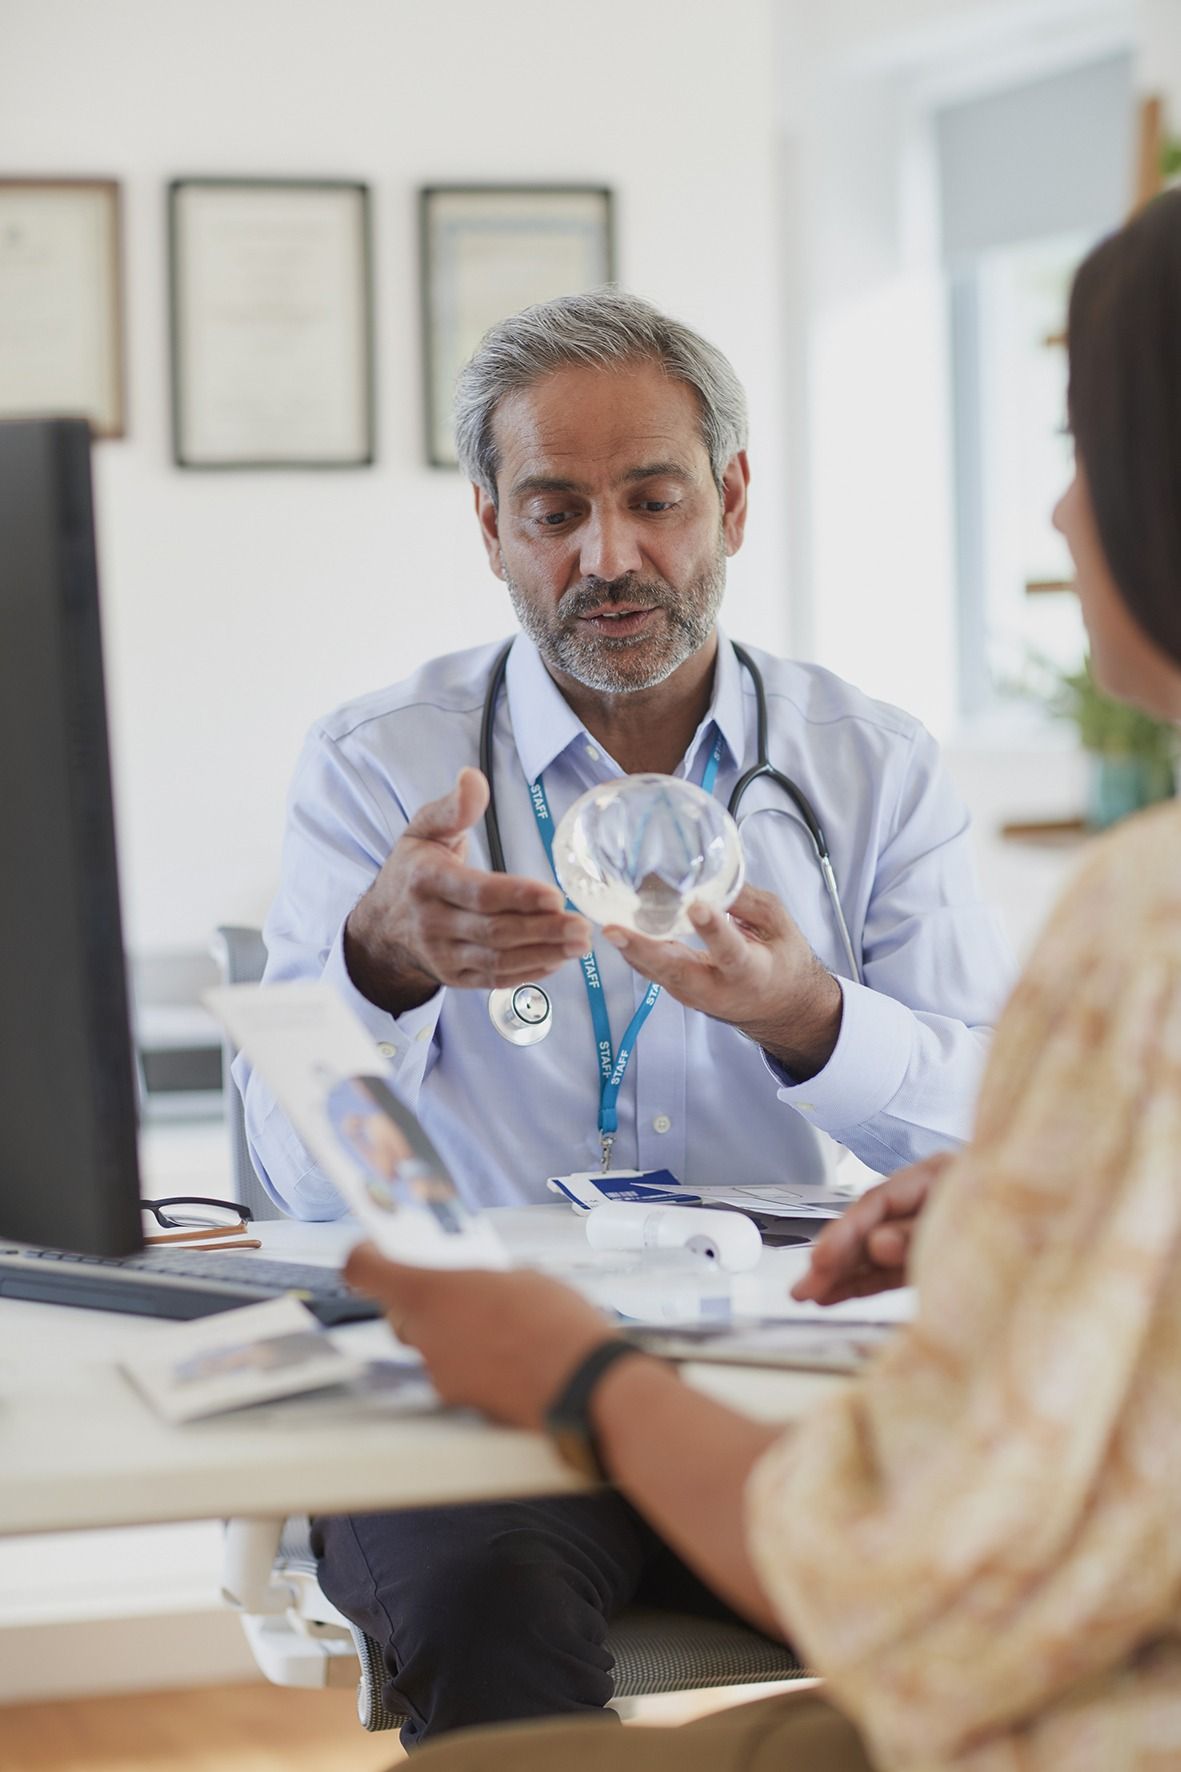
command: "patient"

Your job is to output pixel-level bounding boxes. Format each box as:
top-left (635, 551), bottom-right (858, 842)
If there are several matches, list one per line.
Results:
top-left (346, 191), bottom-right (1181, 1770)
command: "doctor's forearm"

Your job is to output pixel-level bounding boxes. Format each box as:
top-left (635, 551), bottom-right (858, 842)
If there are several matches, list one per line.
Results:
top-left (590, 1357), bottom-right (786, 1638)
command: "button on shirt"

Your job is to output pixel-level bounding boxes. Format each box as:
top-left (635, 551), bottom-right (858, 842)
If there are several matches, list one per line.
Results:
top-left (236, 632), bottom-right (1014, 1220)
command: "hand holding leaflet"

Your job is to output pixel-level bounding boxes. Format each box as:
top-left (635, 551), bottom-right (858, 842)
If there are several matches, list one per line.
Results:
top-left (207, 983), bottom-right (507, 1269)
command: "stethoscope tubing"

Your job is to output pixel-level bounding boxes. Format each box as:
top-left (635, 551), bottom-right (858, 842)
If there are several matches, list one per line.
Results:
top-left (478, 639), bottom-right (862, 986)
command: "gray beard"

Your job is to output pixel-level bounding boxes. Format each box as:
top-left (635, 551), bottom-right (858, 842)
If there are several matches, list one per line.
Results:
top-left (506, 541), bottom-right (727, 696)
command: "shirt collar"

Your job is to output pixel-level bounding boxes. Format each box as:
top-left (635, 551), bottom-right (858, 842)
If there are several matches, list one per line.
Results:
top-left (704, 625), bottom-right (748, 772)
top-left (503, 626), bottom-right (747, 786)
top-left (504, 635), bottom-right (586, 785)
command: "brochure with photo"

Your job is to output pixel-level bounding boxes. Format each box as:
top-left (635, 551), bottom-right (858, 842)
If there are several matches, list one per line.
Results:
top-left (121, 1296), bottom-right (366, 1422)
top-left (207, 982), bottom-right (507, 1268)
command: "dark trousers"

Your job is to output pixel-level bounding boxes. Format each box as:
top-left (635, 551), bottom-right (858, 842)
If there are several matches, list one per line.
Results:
top-left (311, 1492), bottom-right (745, 1750)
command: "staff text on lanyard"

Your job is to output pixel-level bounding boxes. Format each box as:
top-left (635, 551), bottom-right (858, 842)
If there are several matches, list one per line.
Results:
top-left (528, 737), bottom-right (724, 1171)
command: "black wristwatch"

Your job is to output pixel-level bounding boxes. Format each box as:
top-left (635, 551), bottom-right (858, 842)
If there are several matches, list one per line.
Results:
top-left (544, 1339), bottom-right (647, 1481)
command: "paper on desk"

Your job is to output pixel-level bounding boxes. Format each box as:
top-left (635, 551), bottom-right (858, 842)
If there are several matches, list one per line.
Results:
top-left (627, 1317), bottom-right (895, 1374)
top-left (121, 1296), bottom-right (365, 1423)
top-left (693, 1183), bottom-right (853, 1220)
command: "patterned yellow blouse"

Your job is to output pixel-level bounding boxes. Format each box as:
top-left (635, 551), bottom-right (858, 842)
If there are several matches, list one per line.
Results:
top-left (747, 802), bottom-right (1181, 1771)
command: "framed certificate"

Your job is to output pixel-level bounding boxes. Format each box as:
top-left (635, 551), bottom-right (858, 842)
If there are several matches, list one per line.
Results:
top-left (0, 179), bottom-right (125, 437)
top-left (420, 185), bottom-right (615, 468)
top-left (169, 179), bottom-right (375, 469)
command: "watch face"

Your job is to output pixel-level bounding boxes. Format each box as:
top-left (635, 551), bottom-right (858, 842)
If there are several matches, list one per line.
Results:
top-left (549, 1422), bottom-right (605, 1483)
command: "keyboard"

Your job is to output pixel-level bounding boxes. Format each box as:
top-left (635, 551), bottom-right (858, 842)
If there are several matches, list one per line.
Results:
top-left (0, 1245), bottom-right (381, 1325)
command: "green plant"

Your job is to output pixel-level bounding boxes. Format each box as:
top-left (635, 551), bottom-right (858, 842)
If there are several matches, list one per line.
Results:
top-left (1046, 656), bottom-right (1178, 762)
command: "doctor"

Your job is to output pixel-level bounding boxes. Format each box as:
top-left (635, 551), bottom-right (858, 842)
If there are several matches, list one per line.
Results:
top-left (237, 288), bottom-right (1012, 1744)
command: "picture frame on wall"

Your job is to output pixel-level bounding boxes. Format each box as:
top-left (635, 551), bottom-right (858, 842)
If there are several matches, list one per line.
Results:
top-left (0, 179), bottom-right (125, 438)
top-left (169, 178), bottom-right (375, 469)
top-left (420, 185), bottom-right (615, 468)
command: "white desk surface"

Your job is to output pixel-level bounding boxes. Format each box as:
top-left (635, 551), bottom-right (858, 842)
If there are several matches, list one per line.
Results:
top-left (1, 1207), bottom-right (858, 1539)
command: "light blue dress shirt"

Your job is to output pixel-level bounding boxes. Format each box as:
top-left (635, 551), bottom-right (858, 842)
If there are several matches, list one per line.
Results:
top-left (236, 631), bottom-right (1015, 1219)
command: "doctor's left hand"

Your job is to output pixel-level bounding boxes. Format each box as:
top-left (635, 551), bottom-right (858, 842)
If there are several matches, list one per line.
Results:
top-left (604, 885), bottom-right (844, 1082)
top-left (344, 1244), bottom-right (614, 1429)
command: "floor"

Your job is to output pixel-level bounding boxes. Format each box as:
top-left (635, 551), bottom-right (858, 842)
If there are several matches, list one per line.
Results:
top-left (0, 1685), bottom-right (404, 1772)
top-left (0, 1679), bottom-right (811, 1771)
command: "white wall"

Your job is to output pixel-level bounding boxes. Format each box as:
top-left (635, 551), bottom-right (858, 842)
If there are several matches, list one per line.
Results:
top-left (1138, 0), bottom-right (1181, 113)
top-left (773, 0), bottom-right (1136, 740)
top-left (0, 0), bottom-right (786, 956)
top-left (775, 4), bottom-right (969, 736)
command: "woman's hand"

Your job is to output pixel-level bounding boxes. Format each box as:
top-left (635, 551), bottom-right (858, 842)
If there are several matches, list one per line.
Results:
top-left (791, 1152), bottom-right (954, 1305)
top-left (604, 884), bottom-right (844, 1079)
top-left (344, 1245), bottom-right (615, 1428)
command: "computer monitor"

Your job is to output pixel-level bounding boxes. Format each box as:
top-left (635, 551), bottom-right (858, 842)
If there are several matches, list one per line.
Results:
top-left (0, 417), bottom-right (143, 1256)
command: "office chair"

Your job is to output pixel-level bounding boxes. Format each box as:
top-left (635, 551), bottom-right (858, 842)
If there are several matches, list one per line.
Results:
top-left (222, 1515), bottom-right (810, 1729)
top-left (210, 925), bottom-right (284, 1222)
top-left (213, 925), bottom-right (811, 1728)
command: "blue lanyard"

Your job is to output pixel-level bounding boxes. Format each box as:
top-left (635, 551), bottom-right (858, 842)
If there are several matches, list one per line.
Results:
top-left (528, 736), bottom-right (724, 1170)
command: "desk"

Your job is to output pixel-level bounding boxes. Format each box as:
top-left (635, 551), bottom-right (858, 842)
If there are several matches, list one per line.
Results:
top-left (1, 1208), bottom-right (863, 1539)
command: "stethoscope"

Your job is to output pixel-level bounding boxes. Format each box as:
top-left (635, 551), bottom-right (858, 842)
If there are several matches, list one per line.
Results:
top-left (479, 639), bottom-right (863, 1065)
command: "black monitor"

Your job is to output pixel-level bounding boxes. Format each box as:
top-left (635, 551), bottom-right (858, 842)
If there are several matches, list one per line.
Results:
top-left (0, 417), bottom-right (143, 1255)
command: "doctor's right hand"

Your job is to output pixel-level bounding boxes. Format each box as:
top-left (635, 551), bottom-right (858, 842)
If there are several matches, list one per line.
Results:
top-left (344, 767), bottom-right (591, 1017)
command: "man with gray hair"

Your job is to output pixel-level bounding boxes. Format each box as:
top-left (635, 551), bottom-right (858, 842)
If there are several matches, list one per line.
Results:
top-left (238, 289), bottom-right (1011, 1744)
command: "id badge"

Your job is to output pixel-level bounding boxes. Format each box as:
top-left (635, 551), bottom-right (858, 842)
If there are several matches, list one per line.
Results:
top-left (546, 1169), bottom-right (702, 1213)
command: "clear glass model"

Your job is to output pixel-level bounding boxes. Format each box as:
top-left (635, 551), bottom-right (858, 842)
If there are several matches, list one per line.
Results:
top-left (552, 775), bottom-right (744, 940)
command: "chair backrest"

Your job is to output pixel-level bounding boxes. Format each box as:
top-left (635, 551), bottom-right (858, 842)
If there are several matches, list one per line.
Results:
top-left (210, 924), bottom-right (281, 1222)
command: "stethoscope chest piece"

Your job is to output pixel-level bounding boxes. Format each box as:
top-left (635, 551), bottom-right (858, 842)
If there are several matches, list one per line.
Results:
top-left (488, 982), bottom-right (554, 1046)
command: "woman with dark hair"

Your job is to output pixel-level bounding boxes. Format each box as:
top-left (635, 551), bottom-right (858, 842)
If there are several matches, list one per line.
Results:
top-left (346, 194), bottom-right (1181, 1771)
top-left (1064, 189), bottom-right (1181, 689)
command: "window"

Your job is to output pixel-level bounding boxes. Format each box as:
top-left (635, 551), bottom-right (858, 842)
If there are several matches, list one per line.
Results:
top-left (935, 50), bottom-right (1133, 722)
top-left (952, 231), bottom-right (1090, 718)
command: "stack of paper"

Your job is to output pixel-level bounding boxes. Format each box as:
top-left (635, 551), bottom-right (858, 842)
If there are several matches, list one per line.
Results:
top-left (693, 1183), bottom-right (854, 1221)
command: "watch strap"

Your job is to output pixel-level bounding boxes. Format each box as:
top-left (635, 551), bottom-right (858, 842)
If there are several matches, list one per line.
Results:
top-left (544, 1338), bottom-right (644, 1481)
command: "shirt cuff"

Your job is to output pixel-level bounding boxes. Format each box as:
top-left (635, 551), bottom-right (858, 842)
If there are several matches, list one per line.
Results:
top-left (321, 923), bottom-right (443, 1091)
top-left (763, 976), bottom-right (915, 1135)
